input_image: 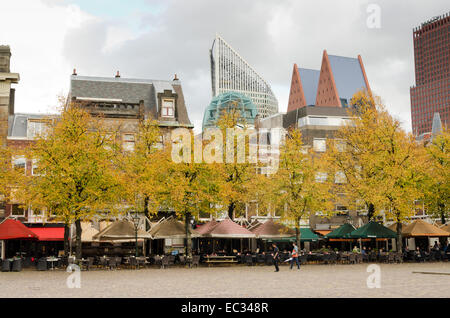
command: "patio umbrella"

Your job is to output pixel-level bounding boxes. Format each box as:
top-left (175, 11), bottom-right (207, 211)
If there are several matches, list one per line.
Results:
top-left (92, 220), bottom-right (152, 241)
top-left (325, 223), bottom-right (356, 239)
top-left (441, 223), bottom-right (450, 233)
top-left (265, 228), bottom-right (319, 242)
top-left (149, 217), bottom-right (200, 239)
top-left (72, 222), bottom-right (99, 242)
top-left (250, 219), bottom-right (295, 239)
top-left (348, 221), bottom-right (397, 239)
top-left (402, 219), bottom-right (450, 237)
top-left (0, 219), bottom-right (38, 240)
top-left (204, 218), bottom-right (255, 238)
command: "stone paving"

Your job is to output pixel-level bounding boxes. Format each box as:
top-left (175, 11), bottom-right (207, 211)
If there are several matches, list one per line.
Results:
top-left (0, 263), bottom-right (449, 298)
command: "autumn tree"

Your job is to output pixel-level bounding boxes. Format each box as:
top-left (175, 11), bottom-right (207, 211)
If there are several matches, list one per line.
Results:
top-left (422, 128), bottom-right (449, 224)
top-left (21, 103), bottom-right (123, 259)
top-left (271, 128), bottom-right (334, 248)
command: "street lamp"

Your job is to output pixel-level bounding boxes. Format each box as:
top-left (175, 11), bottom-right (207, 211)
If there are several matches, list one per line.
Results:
top-left (132, 211), bottom-right (140, 257)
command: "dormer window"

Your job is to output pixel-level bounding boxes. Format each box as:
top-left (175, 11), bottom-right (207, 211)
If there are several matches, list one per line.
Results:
top-left (161, 99), bottom-right (175, 117)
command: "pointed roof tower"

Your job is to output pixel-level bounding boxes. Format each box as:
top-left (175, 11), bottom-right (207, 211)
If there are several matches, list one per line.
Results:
top-left (287, 64), bottom-right (320, 112)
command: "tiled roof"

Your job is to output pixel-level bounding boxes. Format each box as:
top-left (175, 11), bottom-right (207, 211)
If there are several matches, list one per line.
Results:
top-left (149, 217), bottom-right (199, 238)
top-left (250, 219), bottom-right (295, 238)
top-left (206, 219), bottom-right (255, 238)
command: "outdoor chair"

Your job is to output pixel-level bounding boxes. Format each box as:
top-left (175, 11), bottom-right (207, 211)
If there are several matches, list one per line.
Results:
top-left (265, 254), bottom-right (273, 266)
top-left (153, 255), bottom-right (162, 266)
top-left (349, 253), bottom-right (356, 264)
top-left (191, 255), bottom-right (200, 268)
top-left (129, 257), bottom-right (138, 269)
top-left (322, 254), bottom-right (330, 264)
top-left (36, 258), bottom-right (47, 271)
top-left (179, 255), bottom-right (186, 266)
top-left (115, 257), bottom-right (122, 268)
top-left (86, 257), bottom-right (95, 271)
top-left (23, 257), bottom-right (33, 268)
top-left (256, 254), bottom-right (265, 265)
top-left (329, 253), bottom-right (337, 264)
top-left (245, 255), bottom-right (253, 266)
top-left (369, 252), bottom-right (377, 262)
top-left (1, 259), bottom-right (11, 272)
top-left (356, 254), bottom-right (363, 264)
top-left (99, 257), bottom-right (108, 269)
top-left (108, 258), bottom-right (117, 270)
top-left (388, 253), bottom-right (395, 263)
top-left (362, 254), bottom-right (369, 262)
top-left (168, 255), bottom-right (176, 267)
top-left (299, 254), bottom-right (308, 265)
top-left (161, 256), bottom-right (169, 269)
top-left (11, 258), bottom-right (22, 272)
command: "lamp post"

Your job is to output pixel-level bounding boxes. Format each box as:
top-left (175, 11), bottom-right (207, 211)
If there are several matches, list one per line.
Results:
top-left (132, 211), bottom-right (140, 257)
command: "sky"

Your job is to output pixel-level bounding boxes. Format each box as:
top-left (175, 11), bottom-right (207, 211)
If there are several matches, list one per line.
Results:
top-left (1, 0), bottom-right (449, 134)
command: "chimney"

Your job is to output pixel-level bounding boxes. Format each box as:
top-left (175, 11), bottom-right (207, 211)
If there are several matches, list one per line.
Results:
top-left (72, 68), bottom-right (77, 76)
top-left (173, 74), bottom-right (179, 81)
top-left (115, 71), bottom-right (120, 78)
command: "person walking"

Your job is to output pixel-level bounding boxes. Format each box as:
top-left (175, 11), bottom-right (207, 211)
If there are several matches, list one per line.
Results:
top-left (290, 242), bottom-right (300, 270)
top-left (272, 243), bottom-right (279, 272)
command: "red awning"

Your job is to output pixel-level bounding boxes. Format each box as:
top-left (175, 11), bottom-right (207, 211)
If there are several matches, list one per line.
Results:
top-left (0, 219), bottom-right (38, 240)
top-left (29, 227), bottom-right (65, 241)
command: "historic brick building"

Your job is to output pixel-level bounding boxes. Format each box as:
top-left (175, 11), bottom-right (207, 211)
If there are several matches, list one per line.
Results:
top-left (410, 12), bottom-right (450, 136)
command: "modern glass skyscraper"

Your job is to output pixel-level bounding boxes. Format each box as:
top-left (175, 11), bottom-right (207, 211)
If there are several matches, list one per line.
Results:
top-left (210, 34), bottom-right (278, 118)
top-left (410, 12), bottom-right (450, 136)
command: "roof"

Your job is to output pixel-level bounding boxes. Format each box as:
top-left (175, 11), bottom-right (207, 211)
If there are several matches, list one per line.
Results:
top-left (149, 217), bottom-right (200, 239)
top-left (264, 228), bottom-right (320, 242)
top-left (196, 220), bottom-right (219, 235)
top-left (441, 223), bottom-right (450, 233)
top-left (70, 75), bottom-right (192, 126)
top-left (8, 113), bottom-right (57, 138)
top-left (250, 219), bottom-right (295, 238)
top-left (71, 222), bottom-right (99, 242)
top-left (349, 221), bottom-right (397, 239)
top-left (297, 68), bottom-right (320, 105)
top-left (92, 220), bottom-right (151, 241)
top-left (328, 55), bottom-right (367, 104)
top-left (204, 218), bottom-right (255, 238)
top-left (325, 223), bottom-right (356, 239)
top-left (0, 219), bottom-right (38, 240)
top-left (402, 220), bottom-right (450, 237)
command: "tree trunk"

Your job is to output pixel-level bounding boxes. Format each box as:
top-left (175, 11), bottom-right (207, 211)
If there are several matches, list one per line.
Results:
top-left (75, 219), bottom-right (82, 260)
top-left (367, 203), bottom-right (375, 221)
top-left (185, 212), bottom-right (192, 259)
top-left (439, 203), bottom-right (446, 225)
top-left (63, 223), bottom-right (70, 257)
top-left (144, 196), bottom-right (150, 231)
top-left (396, 220), bottom-right (403, 252)
top-left (228, 202), bottom-right (235, 220)
top-left (295, 217), bottom-right (301, 249)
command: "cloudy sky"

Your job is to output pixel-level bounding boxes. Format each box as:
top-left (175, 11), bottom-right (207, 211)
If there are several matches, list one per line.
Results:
top-left (1, 0), bottom-right (448, 133)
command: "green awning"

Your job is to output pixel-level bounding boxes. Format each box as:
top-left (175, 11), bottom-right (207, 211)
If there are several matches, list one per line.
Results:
top-left (325, 223), bottom-right (356, 239)
top-left (263, 228), bottom-right (320, 242)
top-left (348, 221), bottom-right (397, 239)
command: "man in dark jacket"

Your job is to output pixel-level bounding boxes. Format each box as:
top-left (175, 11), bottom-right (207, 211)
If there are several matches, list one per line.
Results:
top-left (272, 243), bottom-right (279, 272)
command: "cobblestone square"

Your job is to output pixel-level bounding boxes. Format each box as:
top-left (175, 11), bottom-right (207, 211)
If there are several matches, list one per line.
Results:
top-left (0, 263), bottom-right (449, 298)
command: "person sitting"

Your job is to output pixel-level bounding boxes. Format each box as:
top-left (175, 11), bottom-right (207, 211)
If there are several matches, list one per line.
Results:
top-left (361, 247), bottom-right (367, 255)
top-left (414, 247), bottom-right (423, 262)
top-left (352, 246), bottom-right (359, 253)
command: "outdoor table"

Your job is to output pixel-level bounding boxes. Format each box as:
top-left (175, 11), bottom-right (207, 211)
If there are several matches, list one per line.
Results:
top-left (46, 257), bottom-right (60, 270)
top-left (204, 255), bottom-right (237, 266)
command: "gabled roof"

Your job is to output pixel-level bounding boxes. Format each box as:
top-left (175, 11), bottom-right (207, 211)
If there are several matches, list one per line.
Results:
top-left (298, 68), bottom-right (320, 106)
top-left (196, 220), bottom-right (219, 235)
top-left (327, 54), bottom-right (368, 104)
top-left (349, 221), bottom-right (397, 239)
top-left (325, 223), bottom-right (356, 239)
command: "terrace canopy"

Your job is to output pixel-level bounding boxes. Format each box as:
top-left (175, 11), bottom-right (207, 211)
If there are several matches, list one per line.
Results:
top-left (195, 220), bottom-right (219, 236)
top-left (149, 217), bottom-right (200, 239)
top-left (325, 223), bottom-right (356, 239)
top-left (388, 222), bottom-right (407, 233)
top-left (250, 219), bottom-right (295, 239)
top-left (402, 219), bottom-right (450, 237)
top-left (92, 220), bottom-right (152, 241)
top-left (204, 218), bottom-right (255, 238)
top-left (0, 219), bottom-right (38, 240)
top-left (72, 222), bottom-right (99, 242)
top-left (441, 223), bottom-right (450, 233)
top-left (348, 221), bottom-right (397, 239)
top-left (264, 228), bottom-right (319, 242)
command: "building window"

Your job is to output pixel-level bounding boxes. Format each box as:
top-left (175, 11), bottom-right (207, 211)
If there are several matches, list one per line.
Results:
top-left (11, 204), bottom-right (26, 217)
top-left (27, 120), bottom-right (48, 139)
top-left (313, 138), bottom-right (326, 152)
top-left (122, 134), bottom-right (135, 152)
top-left (12, 156), bottom-right (26, 174)
top-left (335, 205), bottom-right (349, 216)
top-left (315, 172), bottom-right (328, 183)
top-left (161, 99), bottom-right (175, 117)
top-left (31, 159), bottom-right (42, 176)
top-left (335, 171), bottom-right (347, 184)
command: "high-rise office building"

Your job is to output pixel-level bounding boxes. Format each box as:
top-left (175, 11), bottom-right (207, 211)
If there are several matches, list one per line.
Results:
top-left (210, 34), bottom-right (278, 118)
top-left (410, 12), bottom-right (450, 136)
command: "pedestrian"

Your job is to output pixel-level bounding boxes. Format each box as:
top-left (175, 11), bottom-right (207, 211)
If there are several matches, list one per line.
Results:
top-left (290, 242), bottom-right (300, 270)
top-left (271, 243), bottom-right (279, 272)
